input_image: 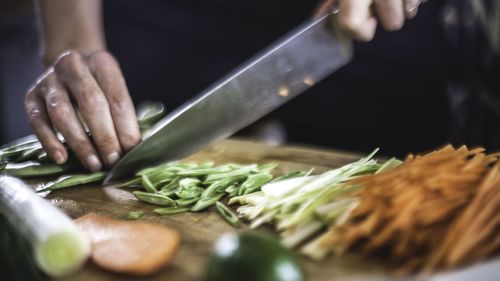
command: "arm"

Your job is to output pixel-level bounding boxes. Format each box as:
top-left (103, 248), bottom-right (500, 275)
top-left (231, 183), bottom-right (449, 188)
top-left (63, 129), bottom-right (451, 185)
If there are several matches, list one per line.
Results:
top-left (26, 0), bottom-right (141, 171)
top-left (39, 0), bottom-right (106, 66)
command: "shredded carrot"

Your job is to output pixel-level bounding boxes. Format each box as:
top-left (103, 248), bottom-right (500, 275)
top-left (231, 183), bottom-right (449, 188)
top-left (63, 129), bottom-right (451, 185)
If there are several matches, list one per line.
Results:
top-left (324, 145), bottom-right (500, 274)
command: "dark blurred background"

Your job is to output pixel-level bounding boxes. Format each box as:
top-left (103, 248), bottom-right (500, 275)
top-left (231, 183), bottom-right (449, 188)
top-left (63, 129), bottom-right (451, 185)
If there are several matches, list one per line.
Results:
top-left (0, 0), bottom-right (41, 143)
top-left (1, 0), bottom-right (499, 157)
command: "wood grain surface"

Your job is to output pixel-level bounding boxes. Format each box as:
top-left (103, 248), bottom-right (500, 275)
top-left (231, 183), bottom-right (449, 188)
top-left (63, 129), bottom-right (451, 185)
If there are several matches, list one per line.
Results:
top-left (46, 139), bottom-right (397, 281)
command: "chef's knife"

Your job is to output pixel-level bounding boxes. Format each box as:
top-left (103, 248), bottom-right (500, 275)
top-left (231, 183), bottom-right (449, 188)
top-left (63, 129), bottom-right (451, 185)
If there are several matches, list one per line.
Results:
top-left (105, 12), bottom-right (353, 183)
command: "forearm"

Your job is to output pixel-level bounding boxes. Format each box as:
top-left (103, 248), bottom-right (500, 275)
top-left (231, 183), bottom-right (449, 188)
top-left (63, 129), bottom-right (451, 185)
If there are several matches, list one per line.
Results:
top-left (37, 0), bottom-right (106, 66)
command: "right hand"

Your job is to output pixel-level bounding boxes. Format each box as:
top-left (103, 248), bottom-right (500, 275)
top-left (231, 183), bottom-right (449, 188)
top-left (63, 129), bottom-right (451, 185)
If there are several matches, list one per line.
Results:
top-left (316, 0), bottom-right (424, 41)
top-left (25, 50), bottom-right (141, 171)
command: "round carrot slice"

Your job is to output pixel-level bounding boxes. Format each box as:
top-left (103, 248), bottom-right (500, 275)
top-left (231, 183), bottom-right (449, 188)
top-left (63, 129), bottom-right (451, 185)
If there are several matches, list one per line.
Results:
top-left (75, 213), bottom-right (180, 275)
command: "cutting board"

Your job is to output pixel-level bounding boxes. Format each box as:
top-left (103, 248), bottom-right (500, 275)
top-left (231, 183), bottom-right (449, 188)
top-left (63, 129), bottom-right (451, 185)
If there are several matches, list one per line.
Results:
top-left (47, 139), bottom-right (396, 281)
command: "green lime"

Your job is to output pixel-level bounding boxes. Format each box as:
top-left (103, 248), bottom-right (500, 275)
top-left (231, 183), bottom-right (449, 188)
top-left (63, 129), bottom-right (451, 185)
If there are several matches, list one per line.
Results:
top-left (204, 231), bottom-right (305, 281)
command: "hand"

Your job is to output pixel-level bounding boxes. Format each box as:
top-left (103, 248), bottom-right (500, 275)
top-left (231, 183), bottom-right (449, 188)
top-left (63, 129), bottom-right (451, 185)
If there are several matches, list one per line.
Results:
top-left (25, 50), bottom-right (141, 171)
top-left (317, 0), bottom-right (423, 41)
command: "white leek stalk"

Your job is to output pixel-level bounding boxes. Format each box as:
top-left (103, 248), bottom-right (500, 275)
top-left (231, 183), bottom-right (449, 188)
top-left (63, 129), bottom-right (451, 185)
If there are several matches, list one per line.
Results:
top-left (0, 176), bottom-right (90, 277)
top-left (230, 150), bottom-right (403, 257)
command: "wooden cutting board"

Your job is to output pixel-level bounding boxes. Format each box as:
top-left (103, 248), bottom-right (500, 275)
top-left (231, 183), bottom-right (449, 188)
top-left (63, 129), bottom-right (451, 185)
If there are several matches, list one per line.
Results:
top-left (48, 139), bottom-right (395, 281)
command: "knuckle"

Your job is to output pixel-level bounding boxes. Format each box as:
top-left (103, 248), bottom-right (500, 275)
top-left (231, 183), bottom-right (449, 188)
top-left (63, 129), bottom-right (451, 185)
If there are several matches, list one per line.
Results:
top-left (25, 89), bottom-right (36, 103)
top-left (45, 89), bottom-right (65, 107)
top-left (26, 84), bottom-right (38, 99)
top-left (25, 103), bottom-right (42, 125)
top-left (89, 52), bottom-right (124, 86)
top-left (96, 132), bottom-right (119, 150)
top-left (88, 51), bottom-right (117, 67)
top-left (338, 16), bottom-right (360, 34)
top-left (45, 90), bottom-right (71, 117)
top-left (100, 132), bottom-right (117, 145)
top-left (54, 51), bottom-right (84, 78)
top-left (88, 51), bottom-right (120, 78)
top-left (47, 102), bottom-right (72, 120)
top-left (338, 17), bottom-right (374, 42)
top-left (120, 133), bottom-right (141, 150)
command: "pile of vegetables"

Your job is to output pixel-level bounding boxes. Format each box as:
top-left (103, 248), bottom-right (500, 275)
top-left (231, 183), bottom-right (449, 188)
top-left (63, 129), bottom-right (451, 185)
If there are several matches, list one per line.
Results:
top-left (229, 145), bottom-right (500, 275)
top-left (120, 161), bottom-right (305, 227)
top-left (229, 150), bottom-right (401, 256)
top-left (2, 98), bottom-right (498, 276)
top-left (0, 98), bottom-right (303, 227)
top-left (317, 145), bottom-right (500, 274)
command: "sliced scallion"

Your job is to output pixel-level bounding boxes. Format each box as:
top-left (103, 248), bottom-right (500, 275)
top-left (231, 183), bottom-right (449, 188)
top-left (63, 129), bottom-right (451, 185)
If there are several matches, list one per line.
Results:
top-left (215, 202), bottom-right (240, 228)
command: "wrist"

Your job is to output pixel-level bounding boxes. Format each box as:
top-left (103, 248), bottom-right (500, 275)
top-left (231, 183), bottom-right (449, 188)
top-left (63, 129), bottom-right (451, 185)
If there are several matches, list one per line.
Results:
top-left (43, 45), bottom-right (106, 68)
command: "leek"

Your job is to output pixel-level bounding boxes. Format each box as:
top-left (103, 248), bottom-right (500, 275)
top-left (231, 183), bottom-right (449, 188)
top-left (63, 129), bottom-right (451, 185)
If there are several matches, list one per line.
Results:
top-left (0, 176), bottom-right (90, 277)
top-left (231, 150), bottom-right (403, 256)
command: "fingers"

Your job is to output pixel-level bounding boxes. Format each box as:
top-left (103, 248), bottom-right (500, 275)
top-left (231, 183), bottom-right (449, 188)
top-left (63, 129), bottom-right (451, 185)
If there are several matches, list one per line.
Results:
top-left (25, 76), bottom-right (68, 165)
top-left (42, 72), bottom-right (103, 171)
top-left (373, 0), bottom-right (405, 31)
top-left (338, 0), bottom-right (378, 42)
top-left (336, 0), bottom-right (421, 42)
top-left (26, 50), bottom-right (137, 172)
top-left (54, 51), bottom-right (122, 167)
top-left (86, 52), bottom-right (141, 152)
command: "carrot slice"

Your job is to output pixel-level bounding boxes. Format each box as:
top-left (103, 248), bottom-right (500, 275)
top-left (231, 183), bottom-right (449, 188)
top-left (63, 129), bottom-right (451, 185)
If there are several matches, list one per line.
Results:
top-left (75, 213), bottom-right (181, 275)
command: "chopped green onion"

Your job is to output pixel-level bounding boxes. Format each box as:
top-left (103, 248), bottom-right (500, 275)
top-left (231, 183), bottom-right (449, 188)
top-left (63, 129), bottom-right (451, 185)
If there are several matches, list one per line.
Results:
top-left (39, 172), bottom-right (106, 191)
top-left (141, 174), bottom-right (158, 193)
top-left (215, 202), bottom-right (240, 228)
top-left (191, 194), bottom-right (224, 212)
top-left (205, 165), bottom-right (258, 182)
top-left (232, 149), bottom-right (403, 252)
top-left (271, 169), bottom-right (314, 182)
top-left (124, 211), bottom-right (143, 220)
top-left (4, 162), bottom-right (73, 178)
top-left (238, 173), bottom-right (273, 195)
top-left (133, 191), bottom-right (176, 206)
top-left (154, 207), bottom-right (190, 215)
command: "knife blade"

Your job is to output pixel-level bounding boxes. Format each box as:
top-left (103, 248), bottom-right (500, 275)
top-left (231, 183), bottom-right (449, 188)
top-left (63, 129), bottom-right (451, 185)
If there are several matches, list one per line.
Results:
top-left (105, 12), bottom-right (353, 183)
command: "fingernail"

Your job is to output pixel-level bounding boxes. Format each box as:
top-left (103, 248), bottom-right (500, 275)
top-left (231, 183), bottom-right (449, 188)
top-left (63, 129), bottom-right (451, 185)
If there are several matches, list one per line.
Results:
top-left (86, 155), bottom-right (102, 171)
top-left (107, 152), bottom-right (120, 166)
top-left (405, 2), bottom-right (418, 13)
top-left (53, 151), bottom-right (66, 165)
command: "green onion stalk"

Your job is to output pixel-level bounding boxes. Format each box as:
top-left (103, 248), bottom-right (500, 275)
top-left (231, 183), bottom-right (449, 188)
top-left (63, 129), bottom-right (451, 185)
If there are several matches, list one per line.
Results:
top-left (0, 176), bottom-right (90, 277)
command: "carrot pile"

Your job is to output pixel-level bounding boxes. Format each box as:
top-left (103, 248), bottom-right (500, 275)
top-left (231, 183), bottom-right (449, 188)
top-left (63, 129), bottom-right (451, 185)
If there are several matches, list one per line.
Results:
top-left (323, 145), bottom-right (500, 274)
